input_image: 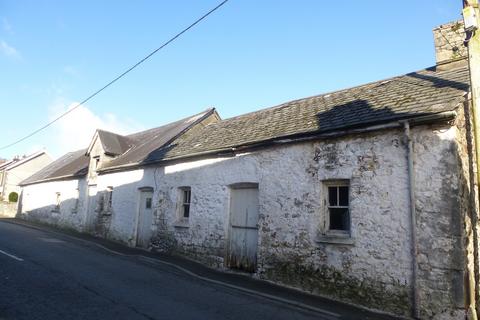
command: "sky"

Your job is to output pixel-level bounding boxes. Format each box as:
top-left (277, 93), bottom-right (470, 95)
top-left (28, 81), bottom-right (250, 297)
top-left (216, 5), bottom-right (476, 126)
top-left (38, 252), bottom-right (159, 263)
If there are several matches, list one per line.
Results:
top-left (0, 0), bottom-right (462, 159)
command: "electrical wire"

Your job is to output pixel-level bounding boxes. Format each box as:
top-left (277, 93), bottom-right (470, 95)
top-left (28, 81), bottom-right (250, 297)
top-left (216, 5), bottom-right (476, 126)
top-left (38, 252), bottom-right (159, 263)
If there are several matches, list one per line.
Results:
top-left (0, 0), bottom-right (230, 151)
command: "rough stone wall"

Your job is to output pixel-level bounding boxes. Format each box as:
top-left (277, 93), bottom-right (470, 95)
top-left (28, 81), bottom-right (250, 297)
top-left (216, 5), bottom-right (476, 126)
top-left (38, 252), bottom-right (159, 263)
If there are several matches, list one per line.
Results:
top-left (20, 178), bottom-right (88, 232)
top-left (254, 132), bottom-right (412, 315)
top-left (455, 100), bottom-right (480, 318)
top-left (433, 20), bottom-right (467, 65)
top-left (414, 121), bottom-right (468, 319)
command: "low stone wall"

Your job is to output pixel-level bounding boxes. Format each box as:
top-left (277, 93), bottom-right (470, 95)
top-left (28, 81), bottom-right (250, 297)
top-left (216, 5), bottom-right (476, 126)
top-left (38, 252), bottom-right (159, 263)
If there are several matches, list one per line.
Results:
top-left (0, 202), bottom-right (18, 218)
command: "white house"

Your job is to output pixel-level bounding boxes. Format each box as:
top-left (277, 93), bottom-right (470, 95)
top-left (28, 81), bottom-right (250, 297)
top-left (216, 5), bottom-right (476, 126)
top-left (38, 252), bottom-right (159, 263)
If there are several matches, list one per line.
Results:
top-left (0, 150), bottom-right (52, 202)
top-left (18, 21), bottom-right (479, 319)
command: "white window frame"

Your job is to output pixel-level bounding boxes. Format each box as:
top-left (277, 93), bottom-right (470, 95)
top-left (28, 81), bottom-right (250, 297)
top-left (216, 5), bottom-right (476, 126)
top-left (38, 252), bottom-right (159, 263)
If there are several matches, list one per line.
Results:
top-left (54, 192), bottom-right (61, 212)
top-left (323, 179), bottom-right (350, 237)
top-left (102, 186), bottom-right (113, 215)
top-left (180, 187), bottom-right (191, 218)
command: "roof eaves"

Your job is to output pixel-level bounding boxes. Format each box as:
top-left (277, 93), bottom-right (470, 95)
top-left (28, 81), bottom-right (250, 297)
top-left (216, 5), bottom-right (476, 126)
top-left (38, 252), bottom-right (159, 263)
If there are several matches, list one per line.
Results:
top-left (98, 108), bottom-right (460, 175)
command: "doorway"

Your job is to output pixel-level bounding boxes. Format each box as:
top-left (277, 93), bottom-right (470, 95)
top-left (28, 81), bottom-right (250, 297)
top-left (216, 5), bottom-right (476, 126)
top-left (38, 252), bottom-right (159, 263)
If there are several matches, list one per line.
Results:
top-left (227, 183), bottom-right (259, 272)
top-left (136, 189), bottom-right (153, 248)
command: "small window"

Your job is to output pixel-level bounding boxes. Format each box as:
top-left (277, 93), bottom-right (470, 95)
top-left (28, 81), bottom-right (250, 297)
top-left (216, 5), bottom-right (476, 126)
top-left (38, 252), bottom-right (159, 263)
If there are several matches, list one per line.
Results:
top-left (324, 181), bottom-right (350, 233)
top-left (106, 187), bottom-right (113, 210)
top-left (145, 197), bottom-right (152, 209)
top-left (180, 187), bottom-right (191, 218)
top-left (94, 157), bottom-right (100, 169)
top-left (55, 192), bottom-right (61, 211)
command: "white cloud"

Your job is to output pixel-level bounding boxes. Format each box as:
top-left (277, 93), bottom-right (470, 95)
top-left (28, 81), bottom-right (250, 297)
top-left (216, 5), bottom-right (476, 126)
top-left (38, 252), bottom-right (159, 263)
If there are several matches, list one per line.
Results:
top-left (48, 102), bottom-right (144, 155)
top-left (0, 40), bottom-right (20, 59)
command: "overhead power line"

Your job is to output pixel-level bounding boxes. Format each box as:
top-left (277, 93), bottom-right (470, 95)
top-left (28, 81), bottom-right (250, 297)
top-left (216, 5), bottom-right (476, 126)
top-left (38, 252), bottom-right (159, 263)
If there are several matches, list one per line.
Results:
top-left (0, 0), bottom-right (230, 151)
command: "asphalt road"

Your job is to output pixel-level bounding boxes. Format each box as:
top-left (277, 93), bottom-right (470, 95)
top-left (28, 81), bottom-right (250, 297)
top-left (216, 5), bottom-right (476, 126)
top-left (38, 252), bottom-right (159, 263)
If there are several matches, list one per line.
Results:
top-left (0, 220), bottom-right (342, 320)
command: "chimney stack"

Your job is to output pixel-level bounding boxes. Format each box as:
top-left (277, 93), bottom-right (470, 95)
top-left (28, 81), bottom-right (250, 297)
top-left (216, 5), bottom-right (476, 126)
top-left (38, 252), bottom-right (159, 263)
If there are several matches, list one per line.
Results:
top-left (433, 20), bottom-right (467, 67)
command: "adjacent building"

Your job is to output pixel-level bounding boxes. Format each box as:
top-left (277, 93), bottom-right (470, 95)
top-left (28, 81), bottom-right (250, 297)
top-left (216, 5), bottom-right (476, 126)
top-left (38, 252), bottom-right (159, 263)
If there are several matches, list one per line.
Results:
top-left (18, 21), bottom-right (478, 319)
top-left (0, 150), bottom-right (52, 202)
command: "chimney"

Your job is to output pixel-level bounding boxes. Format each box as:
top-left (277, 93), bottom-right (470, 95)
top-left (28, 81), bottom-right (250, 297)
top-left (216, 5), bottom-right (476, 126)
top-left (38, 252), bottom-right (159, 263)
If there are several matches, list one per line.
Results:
top-left (433, 20), bottom-right (467, 67)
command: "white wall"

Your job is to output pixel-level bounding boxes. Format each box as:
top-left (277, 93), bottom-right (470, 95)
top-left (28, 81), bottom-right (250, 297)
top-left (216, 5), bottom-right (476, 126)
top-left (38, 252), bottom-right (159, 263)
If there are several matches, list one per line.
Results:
top-left (21, 178), bottom-right (88, 231)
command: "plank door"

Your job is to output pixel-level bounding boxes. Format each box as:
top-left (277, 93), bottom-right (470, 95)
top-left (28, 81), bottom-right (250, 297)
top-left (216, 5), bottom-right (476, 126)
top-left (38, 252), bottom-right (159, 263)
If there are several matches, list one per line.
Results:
top-left (136, 190), bottom-right (153, 248)
top-left (227, 186), bottom-right (259, 272)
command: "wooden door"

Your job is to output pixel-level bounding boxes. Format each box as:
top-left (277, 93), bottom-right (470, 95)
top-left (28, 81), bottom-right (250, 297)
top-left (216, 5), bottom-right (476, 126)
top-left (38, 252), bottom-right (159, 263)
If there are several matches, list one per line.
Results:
top-left (227, 186), bottom-right (259, 272)
top-left (136, 190), bottom-right (153, 248)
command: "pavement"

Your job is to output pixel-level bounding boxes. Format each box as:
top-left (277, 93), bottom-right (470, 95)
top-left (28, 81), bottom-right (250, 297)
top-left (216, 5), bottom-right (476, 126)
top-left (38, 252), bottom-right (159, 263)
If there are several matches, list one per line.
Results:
top-left (0, 218), bottom-right (399, 320)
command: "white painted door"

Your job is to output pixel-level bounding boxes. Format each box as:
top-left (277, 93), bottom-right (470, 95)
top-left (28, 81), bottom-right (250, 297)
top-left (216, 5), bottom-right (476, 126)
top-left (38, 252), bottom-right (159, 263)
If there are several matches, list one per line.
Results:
top-left (227, 186), bottom-right (259, 272)
top-left (136, 191), bottom-right (153, 248)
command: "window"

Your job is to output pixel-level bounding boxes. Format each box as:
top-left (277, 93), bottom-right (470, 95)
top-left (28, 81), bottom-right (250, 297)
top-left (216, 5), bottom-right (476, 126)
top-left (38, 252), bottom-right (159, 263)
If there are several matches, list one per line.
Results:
top-left (145, 197), bottom-right (152, 209)
top-left (99, 187), bottom-right (113, 215)
top-left (180, 187), bottom-right (191, 218)
top-left (94, 156), bottom-right (100, 169)
top-left (54, 192), bottom-right (61, 211)
top-left (106, 187), bottom-right (113, 210)
top-left (324, 180), bottom-right (350, 233)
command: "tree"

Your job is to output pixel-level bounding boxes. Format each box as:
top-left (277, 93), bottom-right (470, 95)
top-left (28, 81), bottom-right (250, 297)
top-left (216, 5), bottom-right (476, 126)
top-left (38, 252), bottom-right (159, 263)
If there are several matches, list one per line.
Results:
top-left (8, 192), bottom-right (18, 203)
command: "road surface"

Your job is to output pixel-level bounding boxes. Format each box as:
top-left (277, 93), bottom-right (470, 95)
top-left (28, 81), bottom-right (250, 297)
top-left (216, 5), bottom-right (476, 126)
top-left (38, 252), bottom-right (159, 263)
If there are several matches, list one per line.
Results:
top-left (0, 220), bottom-right (392, 320)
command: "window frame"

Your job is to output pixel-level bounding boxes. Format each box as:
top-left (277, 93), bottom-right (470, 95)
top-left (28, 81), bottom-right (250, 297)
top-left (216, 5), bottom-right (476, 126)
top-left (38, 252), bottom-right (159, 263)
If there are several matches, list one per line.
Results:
top-left (54, 192), bottom-right (61, 212)
top-left (107, 187), bottom-right (113, 207)
top-left (181, 187), bottom-right (191, 218)
top-left (145, 196), bottom-right (152, 209)
top-left (323, 179), bottom-right (351, 238)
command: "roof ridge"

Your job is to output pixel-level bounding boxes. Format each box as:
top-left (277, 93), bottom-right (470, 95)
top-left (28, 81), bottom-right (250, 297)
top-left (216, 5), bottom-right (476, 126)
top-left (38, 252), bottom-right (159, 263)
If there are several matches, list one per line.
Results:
top-left (126, 107), bottom-right (215, 140)
top-left (97, 128), bottom-right (127, 137)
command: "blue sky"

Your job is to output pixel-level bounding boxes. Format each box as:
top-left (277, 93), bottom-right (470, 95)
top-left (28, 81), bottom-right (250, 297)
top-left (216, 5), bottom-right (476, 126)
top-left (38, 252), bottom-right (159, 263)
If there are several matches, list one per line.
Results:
top-left (0, 0), bottom-right (462, 159)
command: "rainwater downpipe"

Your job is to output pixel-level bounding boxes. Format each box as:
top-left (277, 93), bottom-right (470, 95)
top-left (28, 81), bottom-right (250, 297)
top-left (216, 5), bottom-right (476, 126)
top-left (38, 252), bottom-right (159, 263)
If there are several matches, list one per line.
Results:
top-left (403, 121), bottom-right (420, 319)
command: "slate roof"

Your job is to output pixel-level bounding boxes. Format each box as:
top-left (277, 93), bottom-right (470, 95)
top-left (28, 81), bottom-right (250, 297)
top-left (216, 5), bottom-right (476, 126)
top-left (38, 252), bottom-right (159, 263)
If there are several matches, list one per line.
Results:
top-left (156, 62), bottom-right (469, 161)
top-left (96, 130), bottom-right (132, 156)
top-left (102, 108), bottom-right (216, 169)
top-left (20, 109), bottom-right (216, 185)
top-left (20, 149), bottom-right (89, 185)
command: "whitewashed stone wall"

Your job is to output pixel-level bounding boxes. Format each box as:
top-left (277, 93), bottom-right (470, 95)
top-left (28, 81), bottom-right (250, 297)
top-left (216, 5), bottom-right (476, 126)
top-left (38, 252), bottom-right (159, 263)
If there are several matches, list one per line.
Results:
top-left (20, 178), bottom-right (88, 231)
top-left (93, 169), bottom-right (149, 244)
top-left (142, 131), bottom-right (413, 314)
top-left (89, 121), bottom-right (468, 318)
